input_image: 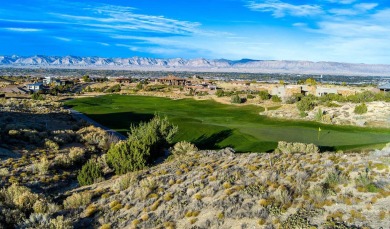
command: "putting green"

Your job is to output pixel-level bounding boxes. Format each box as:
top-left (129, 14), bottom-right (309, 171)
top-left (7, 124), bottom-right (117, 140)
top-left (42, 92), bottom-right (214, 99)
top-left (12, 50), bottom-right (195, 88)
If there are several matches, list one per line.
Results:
top-left (66, 94), bottom-right (390, 152)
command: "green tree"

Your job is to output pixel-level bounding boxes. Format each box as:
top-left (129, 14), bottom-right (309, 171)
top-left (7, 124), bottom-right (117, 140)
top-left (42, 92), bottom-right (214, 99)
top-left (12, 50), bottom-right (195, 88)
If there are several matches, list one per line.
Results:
top-left (77, 159), bottom-right (103, 186)
top-left (271, 95), bottom-right (282, 102)
top-left (297, 95), bottom-right (316, 111)
top-left (231, 94), bottom-right (242, 104)
top-left (216, 89), bottom-right (224, 97)
top-left (305, 78), bottom-right (317, 85)
top-left (258, 90), bottom-right (270, 100)
top-left (31, 92), bottom-right (44, 100)
top-left (82, 75), bottom-right (91, 82)
top-left (106, 115), bottom-right (178, 175)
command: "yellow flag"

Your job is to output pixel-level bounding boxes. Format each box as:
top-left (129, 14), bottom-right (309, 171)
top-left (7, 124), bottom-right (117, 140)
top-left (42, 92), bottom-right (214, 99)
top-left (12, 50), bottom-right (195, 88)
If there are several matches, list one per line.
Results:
top-left (318, 127), bottom-right (321, 132)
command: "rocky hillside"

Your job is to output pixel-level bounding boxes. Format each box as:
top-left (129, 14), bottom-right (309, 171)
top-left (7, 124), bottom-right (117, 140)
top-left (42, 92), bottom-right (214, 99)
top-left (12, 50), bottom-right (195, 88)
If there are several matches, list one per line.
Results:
top-left (1, 55), bottom-right (390, 76)
top-left (68, 144), bottom-right (390, 229)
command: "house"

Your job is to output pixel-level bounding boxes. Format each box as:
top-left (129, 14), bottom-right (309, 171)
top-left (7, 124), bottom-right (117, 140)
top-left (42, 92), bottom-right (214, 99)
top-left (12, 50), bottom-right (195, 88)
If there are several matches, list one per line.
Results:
top-left (315, 87), bottom-right (338, 96)
top-left (54, 79), bottom-right (69, 86)
top-left (27, 82), bottom-right (44, 92)
top-left (157, 76), bottom-right (187, 86)
top-left (43, 76), bottom-right (52, 86)
top-left (271, 85), bottom-right (303, 99)
top-left (115, 77), bottom-right (132, 84)
top-left (379, 83), bottom-right (390, 92)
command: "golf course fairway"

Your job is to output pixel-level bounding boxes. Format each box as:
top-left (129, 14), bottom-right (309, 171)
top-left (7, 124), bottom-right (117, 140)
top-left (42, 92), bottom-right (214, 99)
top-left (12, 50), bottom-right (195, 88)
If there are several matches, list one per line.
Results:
top-left (65, 94), bottom-right (390, 152)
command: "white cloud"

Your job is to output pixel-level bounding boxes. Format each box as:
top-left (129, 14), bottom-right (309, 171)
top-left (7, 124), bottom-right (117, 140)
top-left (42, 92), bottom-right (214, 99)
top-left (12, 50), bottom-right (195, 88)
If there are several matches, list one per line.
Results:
top-left (329, 3), bottom-right (378, 16)
top-left (4, 27), bottom-right (42, 32)
top-left (325, 0), bottom-right (356, 4)
top-left (52, 4), bottom-right (201, 36)
top-left (246, 0), bottom-right (323, 18)
top-left (54, 37), bottom-right (71, 42)
top-left (98, 42), bottom-right (110, 46)
top-left (354, 3), bottom-right (378, 11)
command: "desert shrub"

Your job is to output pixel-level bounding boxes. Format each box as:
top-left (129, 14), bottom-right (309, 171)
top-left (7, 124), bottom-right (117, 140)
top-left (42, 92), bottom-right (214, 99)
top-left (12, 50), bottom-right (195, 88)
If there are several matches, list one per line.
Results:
top-left (271, 95), bottom-right (282, 102)
top-left (285, 93), bottom-right (303, 104)
top-left (315, 108), bottom-right (324, 121)
top-left (8, 129), bottom-right (20, 137)
top-left (8, 129), bottom-right (43, 143)
top-left (44, 139), bottom-right (59, 150)
top-left (49, 215), bottom-right (73, 229)
top-left (55, 148), bottom-right (84, 168)
top-left (55, 154), bottom-right (72, 167)
top-left (231, 95), bottom-right (242, 104)
top-left (77, 158), bottom-right (104, 186)
top-left (52, 130), bottom-right (76, 145)
top-left (63, 191), bottom-right (92, 209)
top-left (247, 94), bottom-right (255, 99)
top-left (31, 92), bottom-right (44, 100)
top-left (347, 91), bottom-right (376, 103)
top-left (0, 168), bottom-right (9, 176)
top-left (259, 90), bottom-right (270, 100)
top-left (215, 89), bottom-right (224, 97)
top-left (275, 141), bottom-right (319, 154)
top-left (32, 200), bottom-right (49, 214)
top-left (324, 169), bottom-right (348, 187)
top-left (77, 126), bottom-right (110, 150)
top-left (106, 115), bottom-right (177, 175)
top-left (0, 184), bottom-right (58, 227)
top-left (355, 168), bottom-right (380, 192)
top-left (297, 96), bottom-right (316, 111)
top-left (320, 93), bottom-right (345, 103)
top-left (114, 172), bottom-right (138, 191)
top-left (69, 147), bottom-right (85, 162)
top-left (171, 141), bottom-right (198, 156)
top-left (274, 187), bottom-right (292, 206)
top-left (354, 103), bottom-right (368, 114)
top-left (299, 111), bottom-right (308, 117)
top-left (18, 214), bottom-right (72, 229)
top-left (0, 184), bottom-right (39, 211)
top-left (32, 156), bottom-right (50, 175)
top-left (105, 84), bottom-right (121, 93)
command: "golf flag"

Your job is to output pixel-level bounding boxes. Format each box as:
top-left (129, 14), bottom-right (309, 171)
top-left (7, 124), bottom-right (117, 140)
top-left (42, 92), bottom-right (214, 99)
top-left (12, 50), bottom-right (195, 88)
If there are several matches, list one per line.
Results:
top-left (318, 127), bottom-right (321, 140)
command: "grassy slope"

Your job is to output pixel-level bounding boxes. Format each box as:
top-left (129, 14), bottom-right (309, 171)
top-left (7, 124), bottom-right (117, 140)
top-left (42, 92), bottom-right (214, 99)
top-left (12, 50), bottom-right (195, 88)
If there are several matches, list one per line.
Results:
top-left (65, 95), bottom-right (390, 152)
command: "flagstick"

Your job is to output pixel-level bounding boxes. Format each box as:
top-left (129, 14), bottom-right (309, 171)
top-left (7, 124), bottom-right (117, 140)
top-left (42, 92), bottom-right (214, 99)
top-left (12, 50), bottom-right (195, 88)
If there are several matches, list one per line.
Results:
top-left (318, 127), bottom-right (321, 141)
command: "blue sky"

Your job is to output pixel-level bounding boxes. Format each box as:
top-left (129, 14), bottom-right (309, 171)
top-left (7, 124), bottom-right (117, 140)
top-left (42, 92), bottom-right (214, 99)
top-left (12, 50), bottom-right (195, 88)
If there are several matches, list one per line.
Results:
top-left (0, 0), bottom-right (389, 64)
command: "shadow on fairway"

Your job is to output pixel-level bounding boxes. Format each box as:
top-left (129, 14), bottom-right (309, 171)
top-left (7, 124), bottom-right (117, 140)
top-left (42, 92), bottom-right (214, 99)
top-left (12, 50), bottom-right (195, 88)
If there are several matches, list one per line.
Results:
top-left (194, 129), bottom-right (234, 150)
top-left (86, 112), bottom-right (154, 131)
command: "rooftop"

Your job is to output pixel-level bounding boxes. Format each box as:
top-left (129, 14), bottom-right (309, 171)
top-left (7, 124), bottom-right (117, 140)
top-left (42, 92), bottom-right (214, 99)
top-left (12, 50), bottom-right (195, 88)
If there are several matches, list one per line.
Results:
top-left (27, 82), bottom-right (43, 86)
top-left (379, 82), bottom-right (390, 90)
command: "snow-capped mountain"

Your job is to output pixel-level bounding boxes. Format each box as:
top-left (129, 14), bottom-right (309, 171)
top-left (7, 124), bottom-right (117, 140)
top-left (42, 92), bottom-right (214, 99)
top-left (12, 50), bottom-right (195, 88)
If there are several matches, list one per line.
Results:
top-left (1, 55), bottom-right (390, 76)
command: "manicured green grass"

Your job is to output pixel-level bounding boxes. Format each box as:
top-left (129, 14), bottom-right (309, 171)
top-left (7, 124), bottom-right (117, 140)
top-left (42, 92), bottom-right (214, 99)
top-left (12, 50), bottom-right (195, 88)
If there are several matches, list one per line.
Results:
top-left (66, 95), bottom-right (390, 152)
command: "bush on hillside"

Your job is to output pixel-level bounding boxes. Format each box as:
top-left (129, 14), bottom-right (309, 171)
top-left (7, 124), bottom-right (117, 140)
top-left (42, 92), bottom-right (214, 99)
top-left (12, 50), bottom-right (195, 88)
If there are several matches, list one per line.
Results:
top-left (106, 115), bottom-right (178, 175)
top-left (285, 93), bottom-right (303, 104)
top-left (258, 90), bottom-right (270, 100)
top-left (105, 84), bottom-right (121, 93)
top-left (354, 103), bottom-right (368, 114)
top-left (297, 96), bottom-right (316, 111)
top-left (271, 95), bottom-right (282, 102)
top-left (31, 92), bottom-right (44, 100)
top-left (215, 89), bottom-right (224, 97)
top-left (77, 159), bottom-right (103, 186)
top-left (231, 95), bottom-right (242, 104)
top-left (275, 141), bottom-right (319, 154)
top-left (171, 141), bottom-right (198, 156)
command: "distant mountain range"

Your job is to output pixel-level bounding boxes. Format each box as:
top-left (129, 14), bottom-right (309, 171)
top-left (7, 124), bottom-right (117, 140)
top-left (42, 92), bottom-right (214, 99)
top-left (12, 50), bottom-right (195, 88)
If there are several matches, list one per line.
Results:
top-left (1, 55), bottom-right (390, 76)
